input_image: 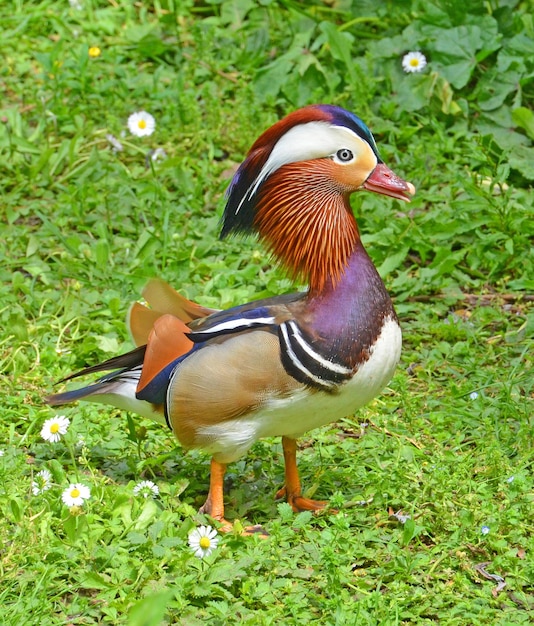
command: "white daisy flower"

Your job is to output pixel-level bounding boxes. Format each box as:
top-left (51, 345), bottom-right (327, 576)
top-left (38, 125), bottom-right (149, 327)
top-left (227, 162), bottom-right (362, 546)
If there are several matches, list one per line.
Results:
top-left (402, 51), bottom-right (427, 73)
top-left (188, 525), bottom-right (219, 559)
top-left (32, 469), bottom-right (53, 495)
top-left (62, 483), bottom-right (91, 506)
top-left (133, 480), bottom-right (160, 498)
top-left (106, 133), bottom-right (123, 152)
top-left (469, 391), bottom-right (479, 400)
top-left (151, 147), bottom-right (167, 161)
top-left (127, 111), bottom-right (156, 137)
top-left (0, 450), bottom-right (4, 457)
top-left (389, 509), bottom-right (411, 524)
top-left (41, 415), bottom-right (70, 443)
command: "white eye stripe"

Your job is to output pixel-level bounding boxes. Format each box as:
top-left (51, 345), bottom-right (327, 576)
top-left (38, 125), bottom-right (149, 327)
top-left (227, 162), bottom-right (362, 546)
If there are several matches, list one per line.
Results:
top-left (236, 122), bottom-right (370, 214)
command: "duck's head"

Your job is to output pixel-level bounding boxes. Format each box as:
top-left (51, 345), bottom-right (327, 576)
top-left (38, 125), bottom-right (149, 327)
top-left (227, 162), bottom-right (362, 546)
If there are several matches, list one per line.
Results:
top-left (221, 104), bottom-right (415, 291)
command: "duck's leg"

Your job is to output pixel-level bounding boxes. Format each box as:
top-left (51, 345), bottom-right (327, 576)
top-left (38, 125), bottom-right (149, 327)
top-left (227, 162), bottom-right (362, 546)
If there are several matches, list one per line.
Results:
top-left (199, 458), bottom-right (233, 532)
top-left (276, 436), bottom-right (328, 511)
top-left (199, 458), bottom-right (267, 536)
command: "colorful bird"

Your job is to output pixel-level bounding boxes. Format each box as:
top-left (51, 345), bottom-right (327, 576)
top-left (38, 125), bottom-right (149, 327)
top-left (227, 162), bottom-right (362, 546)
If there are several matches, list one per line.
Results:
top-left (47, 104), bottom-right (415, 530)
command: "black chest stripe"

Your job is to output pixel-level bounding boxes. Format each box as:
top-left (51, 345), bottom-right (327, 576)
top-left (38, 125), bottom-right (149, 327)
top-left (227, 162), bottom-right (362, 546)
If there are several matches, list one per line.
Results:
top-left (279, 321), bottom-right (353, 391)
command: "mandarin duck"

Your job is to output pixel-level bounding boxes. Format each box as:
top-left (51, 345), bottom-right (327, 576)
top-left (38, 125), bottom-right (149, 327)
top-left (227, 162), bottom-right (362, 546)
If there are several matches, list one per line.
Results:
top-left (47, 104), bottom-right (415, 529)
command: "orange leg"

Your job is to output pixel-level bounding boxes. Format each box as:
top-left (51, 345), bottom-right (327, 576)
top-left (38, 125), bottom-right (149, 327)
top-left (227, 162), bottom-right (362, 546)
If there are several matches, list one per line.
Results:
top-left (199, 458), bottom-right (267, 535)
top-left (275, 436), bottom-right (328, 512)
top-left (199, 459), bottom-right (233, 532)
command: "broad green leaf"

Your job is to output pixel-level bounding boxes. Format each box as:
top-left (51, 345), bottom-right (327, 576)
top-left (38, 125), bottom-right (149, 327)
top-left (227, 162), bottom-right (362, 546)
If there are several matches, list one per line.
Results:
top-left (10, 498), bottom-right (22, 522)
top-left (94, 239), bottom-right (111, 269)
top-left (507, 144), bottom-right (534, 180)
top-left (512, 107), bottom-right (534, 141)
top-left (378, 247), bottom-right (409, 277)
top-left (401, 518), bottom-right (417, 545)
top-left (96, 335), bottom-right (120, 353)
top-left (127, 590), bottom-right (174, 626)
top-left (475, 70), bottom-right (522, 111)
top-left (63, 514), bottom-right (78, 543)
top-left (439, 60), bottom-right (474, 90)
top-left (220, 0), bottom-right (256, 28)
top-left (133, 498), bottom-right (159, 530)
top-left (431, 20), bottom-right (500, 89)
top-left (394, 73), bottom-right (435, 112)
top-left (319, 21), bottom-right (358, 85)
top-left (79, 571), bottom-right (113, 590)
top-left (127, 531), bottom-right (148, 545)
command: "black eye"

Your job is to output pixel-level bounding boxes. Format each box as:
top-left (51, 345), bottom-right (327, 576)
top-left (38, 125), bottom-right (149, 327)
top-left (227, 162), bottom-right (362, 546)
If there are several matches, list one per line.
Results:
top-left (336, 148), bottom-right (354, 162)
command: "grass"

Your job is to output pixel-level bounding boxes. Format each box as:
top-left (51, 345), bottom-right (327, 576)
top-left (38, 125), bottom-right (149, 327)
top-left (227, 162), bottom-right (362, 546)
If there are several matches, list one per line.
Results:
top-left (1, 0), bottom-right (533, 624)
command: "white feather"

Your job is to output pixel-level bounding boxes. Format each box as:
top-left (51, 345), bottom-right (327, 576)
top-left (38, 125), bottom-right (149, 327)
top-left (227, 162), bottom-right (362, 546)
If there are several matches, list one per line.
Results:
top-left (236, 121), bottom-right (375, 214)
top-left (84, 379), bottom-right (167, 425)
top-left (284, 320), bottom-right (353, 376)
top-left (193, 316), bottom-right (275, 335)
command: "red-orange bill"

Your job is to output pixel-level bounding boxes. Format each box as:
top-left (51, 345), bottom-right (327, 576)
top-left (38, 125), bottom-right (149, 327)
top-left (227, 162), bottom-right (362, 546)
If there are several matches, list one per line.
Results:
top-left (363, 163), bottom-right (415, 202)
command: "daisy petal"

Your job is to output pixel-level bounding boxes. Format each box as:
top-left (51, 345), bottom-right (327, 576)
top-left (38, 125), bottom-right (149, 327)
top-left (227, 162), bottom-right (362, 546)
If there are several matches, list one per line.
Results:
top-left (188, 525), bottom-right (219, 559)
top-left (62, 482), bottom-right (91, 507)
top-left (133, 480), bottom-right (159, 498)
top-left (41, 415), bottom-right (70, 443)
top-left (127, 111), bottom-right (156, 137)
top-left (32, 469), bottom-right (53, 495)
top-left (402, 51), bottom-right (427, 73)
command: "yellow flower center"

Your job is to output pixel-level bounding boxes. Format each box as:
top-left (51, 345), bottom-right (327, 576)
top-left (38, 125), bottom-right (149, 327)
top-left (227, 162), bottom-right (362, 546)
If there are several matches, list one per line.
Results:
top-left (199, 537), bottom-right (211, 549)
top-left (409, 58), bottom-right (420, 67)
top-left (88, 47), bottom-right (101, 58)
top-left (50, 423), bottom-right (60, 434)
top-left (138, 119), bottom-right (147, 129)
top-left (71, 488), bottom-right (80, 498)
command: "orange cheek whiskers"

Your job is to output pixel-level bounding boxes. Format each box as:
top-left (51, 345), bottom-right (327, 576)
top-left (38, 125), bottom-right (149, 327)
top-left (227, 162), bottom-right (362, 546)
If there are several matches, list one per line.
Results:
top-left (253, 164), bottom-right (360, 293)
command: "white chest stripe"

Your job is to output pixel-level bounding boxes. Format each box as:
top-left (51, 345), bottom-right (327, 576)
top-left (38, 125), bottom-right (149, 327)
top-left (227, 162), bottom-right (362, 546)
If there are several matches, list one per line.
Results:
top-left (280, 323), bottom-right (338, 389)
top-left (286, 321), bottom-right (352, 375)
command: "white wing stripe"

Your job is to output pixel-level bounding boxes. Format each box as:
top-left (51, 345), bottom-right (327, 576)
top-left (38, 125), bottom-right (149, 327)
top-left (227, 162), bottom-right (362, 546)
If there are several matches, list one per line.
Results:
top-left (193, 316), bottom-right (275, 335)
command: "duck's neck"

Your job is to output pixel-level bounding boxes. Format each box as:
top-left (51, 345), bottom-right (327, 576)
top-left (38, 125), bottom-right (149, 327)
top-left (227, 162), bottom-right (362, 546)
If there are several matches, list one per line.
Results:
top-left (254, 163), bottom-right (359, 293)
top-left (303, 240), bottom-right (396, 368)
top-left (307, 239), bottom-right (391, 313)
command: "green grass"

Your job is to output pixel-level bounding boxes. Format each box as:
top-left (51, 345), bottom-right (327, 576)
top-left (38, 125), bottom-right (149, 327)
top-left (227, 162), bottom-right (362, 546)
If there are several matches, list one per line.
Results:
top-left (1, 0), bottom-right (533, 624)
